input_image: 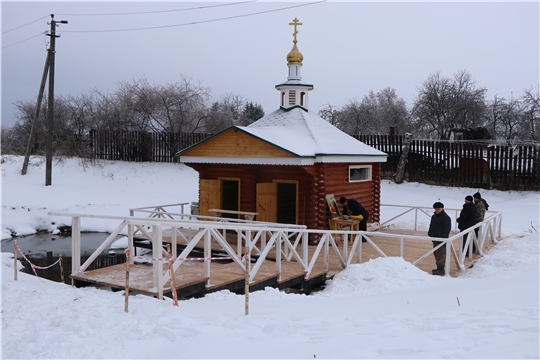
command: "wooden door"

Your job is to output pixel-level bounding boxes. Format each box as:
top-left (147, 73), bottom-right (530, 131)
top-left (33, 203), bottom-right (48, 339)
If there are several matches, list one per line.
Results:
top-left (199, 179), bottom-right (220, 217)
top-left (256, 182), bottom-right (277, 223)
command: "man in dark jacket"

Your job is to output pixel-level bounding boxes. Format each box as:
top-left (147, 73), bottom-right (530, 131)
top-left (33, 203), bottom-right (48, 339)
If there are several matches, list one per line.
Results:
top-left (457, 195), bottom-right (477, 255)
top-left (339, 197), bottom-right (369, 231)
top-left (473, 192), bottom-right (486, 245)
top-left (428, 202), bottom-right (451, 276)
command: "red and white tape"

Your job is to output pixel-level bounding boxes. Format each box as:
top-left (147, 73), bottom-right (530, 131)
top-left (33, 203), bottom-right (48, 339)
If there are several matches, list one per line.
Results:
top-left (14, 243), bottom-right (62, 281)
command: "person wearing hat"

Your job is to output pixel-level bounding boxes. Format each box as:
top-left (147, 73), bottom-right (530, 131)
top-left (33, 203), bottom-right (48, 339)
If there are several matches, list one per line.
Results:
top-left (428, 201), bottom-right (451, 276)
top-left (339, 197), bottom-right (369, 231)
top-left (473, 192), bottom-right (486, 248)
top-left (457, 195), bottom-right (477, 255)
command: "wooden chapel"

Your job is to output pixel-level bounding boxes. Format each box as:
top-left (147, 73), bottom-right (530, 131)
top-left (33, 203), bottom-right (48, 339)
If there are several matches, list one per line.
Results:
top-left (177, 18), bottom-right (387, 242)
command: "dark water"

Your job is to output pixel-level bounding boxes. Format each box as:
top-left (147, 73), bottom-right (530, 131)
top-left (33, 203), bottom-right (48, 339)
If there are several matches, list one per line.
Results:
top-left (2, 233), bottom-right (126, 284)
top-left (1, 232), bottom-right (125, 257)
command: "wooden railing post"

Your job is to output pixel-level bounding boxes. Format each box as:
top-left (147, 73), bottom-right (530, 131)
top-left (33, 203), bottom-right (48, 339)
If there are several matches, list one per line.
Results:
top-left (13, 240), bottom-right (17, 281)
top-left (124, 249), bottom-right (130, 313)
top-left (72, 216), bottom-right (81, 284)
top-left (152, 225), bottom-right (164, 300)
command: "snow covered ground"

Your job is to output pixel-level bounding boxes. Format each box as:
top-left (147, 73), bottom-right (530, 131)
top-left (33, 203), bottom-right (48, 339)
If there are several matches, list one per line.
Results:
top-left (1, 155), bottom-right (539, 359)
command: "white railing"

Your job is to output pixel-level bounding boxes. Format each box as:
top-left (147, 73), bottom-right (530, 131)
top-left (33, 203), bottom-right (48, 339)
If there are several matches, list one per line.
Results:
top-left (48, 204), bottom-right (502, 300)
top-left (379, 204), bottom-right (501, 233)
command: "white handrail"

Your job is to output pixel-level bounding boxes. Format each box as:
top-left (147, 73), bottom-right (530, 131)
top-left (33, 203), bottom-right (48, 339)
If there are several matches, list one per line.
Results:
top-left (49, 206), bottom-right (503, 299)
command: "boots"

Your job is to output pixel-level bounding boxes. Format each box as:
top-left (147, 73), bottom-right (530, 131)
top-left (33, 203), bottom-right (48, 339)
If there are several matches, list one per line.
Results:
top-left (431, 266), bottom-right (445, 276)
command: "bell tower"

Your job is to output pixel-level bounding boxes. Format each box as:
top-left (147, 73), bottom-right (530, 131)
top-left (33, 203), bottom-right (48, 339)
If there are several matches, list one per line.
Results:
top-left (275, 18), bottom-right (313, 111)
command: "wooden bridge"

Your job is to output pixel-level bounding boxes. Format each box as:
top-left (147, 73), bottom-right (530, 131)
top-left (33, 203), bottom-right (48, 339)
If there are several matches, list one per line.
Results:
top-left (49, 204), bottom-right (503, 300)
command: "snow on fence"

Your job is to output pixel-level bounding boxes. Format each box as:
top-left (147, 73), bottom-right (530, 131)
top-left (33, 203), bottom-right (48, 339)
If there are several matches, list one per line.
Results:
top-left (48, 204), bottom-right (502, 300)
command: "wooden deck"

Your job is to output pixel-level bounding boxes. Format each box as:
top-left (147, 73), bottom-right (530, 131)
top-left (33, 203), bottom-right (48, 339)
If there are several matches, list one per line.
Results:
top-left (71, 227), bottom-right (491, 298)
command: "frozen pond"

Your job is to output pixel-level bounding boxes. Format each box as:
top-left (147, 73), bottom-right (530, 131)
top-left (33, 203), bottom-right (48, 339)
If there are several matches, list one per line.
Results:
top-left (1, 232), bottom-right (124, 257)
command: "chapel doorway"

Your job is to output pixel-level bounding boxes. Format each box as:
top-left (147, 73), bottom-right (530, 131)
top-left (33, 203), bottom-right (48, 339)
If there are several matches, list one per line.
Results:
top-left (276, 182), bottom-right (297, 224)
top-left (221, 179), bottom-right (239, 219)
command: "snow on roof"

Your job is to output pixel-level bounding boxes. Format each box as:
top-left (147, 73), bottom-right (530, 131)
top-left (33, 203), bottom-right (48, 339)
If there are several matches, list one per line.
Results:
top-left (240, 107), bottom-right (387, 158)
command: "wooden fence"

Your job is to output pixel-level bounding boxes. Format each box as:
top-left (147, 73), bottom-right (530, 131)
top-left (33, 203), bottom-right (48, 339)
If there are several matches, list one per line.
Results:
top-left (88, 130), bottom-right (539, 191)
top-left (356, 135), bottom-right (540, 191)
top-left (89, 130), bottom-right (209, 162)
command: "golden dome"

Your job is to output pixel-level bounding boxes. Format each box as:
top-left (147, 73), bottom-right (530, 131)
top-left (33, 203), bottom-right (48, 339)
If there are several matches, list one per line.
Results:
top-left (287, 43), bottom-right (303, 64)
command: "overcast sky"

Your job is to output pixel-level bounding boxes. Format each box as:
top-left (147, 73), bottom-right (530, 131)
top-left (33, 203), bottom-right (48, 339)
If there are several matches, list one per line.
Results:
top-left (1, 1), bottom-right (538, 128)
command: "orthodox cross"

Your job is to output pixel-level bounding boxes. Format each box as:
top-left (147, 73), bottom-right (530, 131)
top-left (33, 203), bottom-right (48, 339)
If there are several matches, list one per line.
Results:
top-left (289, 18), bottom-right (302, 44)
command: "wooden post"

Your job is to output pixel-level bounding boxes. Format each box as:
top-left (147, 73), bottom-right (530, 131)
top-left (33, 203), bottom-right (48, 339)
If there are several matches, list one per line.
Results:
top-left (124, 249), bottom-right (130, 313)
top-left (167, 245), bottom-right (178, 306)
top-left (59, 254), bottom-right (64, 283)
top-left (245, 251), bottom-right (250, 316)
top-left (14, 240), bottom-right (18, 281)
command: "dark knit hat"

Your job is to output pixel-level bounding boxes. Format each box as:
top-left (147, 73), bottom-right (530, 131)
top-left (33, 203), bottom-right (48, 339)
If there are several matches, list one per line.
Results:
top-left (465, 195), bottom-right (473, 202)
top-left (473, 192), bottom-right (481, 199)
top-left (339, 197), bottom-right (347, 204)
top-left (433, 202), bottom-right (444, 209)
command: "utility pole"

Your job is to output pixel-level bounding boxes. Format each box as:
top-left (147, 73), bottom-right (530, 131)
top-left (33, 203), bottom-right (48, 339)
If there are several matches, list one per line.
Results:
top-left (45, 14), bottom-right (67, 186)
top-left (21, 52), bottom-right (50, 175)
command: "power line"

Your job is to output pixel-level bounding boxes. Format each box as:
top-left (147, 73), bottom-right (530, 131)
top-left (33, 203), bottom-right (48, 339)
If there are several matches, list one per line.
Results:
top-left (2, 32), bottom-right (46, 49)
top-left (2, 15), bottom-right (50, 35)
top-left (56, 0), bottom-right (257, 17)
top-left (62, 1), bottom-right (326, 33)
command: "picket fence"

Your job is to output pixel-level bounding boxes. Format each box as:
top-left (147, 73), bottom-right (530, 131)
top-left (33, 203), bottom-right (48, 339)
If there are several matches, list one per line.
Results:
top-left (87, 130), bottom-right (539, 191)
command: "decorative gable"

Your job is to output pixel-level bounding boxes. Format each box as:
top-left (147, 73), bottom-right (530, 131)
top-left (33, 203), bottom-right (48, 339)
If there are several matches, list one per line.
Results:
top-left (179, 128), bottom-right (295, 158)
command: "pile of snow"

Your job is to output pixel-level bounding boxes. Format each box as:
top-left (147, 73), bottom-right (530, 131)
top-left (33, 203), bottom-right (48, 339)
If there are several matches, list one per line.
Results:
top-left (1, 155), bottom-right (538, 359)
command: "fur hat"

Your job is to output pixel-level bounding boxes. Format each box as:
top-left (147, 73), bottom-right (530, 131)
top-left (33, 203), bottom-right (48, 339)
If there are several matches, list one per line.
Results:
top-left (465, 195), bottom-right (473, 202)
top-left (473, 192), bottom-right (481, 199)
top-left (433, 202), bottom-right (444, 209)
top-left (339, 197), bottom-right (347, 204)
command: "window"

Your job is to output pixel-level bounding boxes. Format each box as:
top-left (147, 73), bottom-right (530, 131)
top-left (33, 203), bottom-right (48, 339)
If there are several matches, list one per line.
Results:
top-left (288, 91), bottom-right (296, 105)
top-left (348, 165), bottom-right (371, 182)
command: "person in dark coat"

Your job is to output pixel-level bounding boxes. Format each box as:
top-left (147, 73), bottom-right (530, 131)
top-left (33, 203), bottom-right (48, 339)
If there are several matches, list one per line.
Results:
top-left (473, 192), bottom-right (486, 244)
top-left (428, 201), bottom-right (451, 276)
top-left (339, 197), bottom-right (369, 231)
top-left (457, 195), bottom-right (477, 255)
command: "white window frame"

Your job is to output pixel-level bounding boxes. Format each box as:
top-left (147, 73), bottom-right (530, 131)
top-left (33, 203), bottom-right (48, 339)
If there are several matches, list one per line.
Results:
top-left (348, 165), bottom-right (372, 183)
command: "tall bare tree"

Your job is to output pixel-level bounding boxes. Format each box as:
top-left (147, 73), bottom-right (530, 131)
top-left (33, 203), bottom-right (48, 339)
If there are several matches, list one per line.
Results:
top-left (411, 70), bottom-right (487, 139)
top-left (322, 88), bottom-right (409, 135)
top-left (318, 103), bottom-right (342, 127)
top-left (484, 95), bottom-right (523, 141)
top-left (521, 87), bottom-right (540, 141)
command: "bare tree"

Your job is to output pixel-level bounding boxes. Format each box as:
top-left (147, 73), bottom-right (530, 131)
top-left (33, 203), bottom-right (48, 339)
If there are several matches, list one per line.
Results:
top-left (203, 94), bottom-right (264, 131)
top-left (484, 95), bottom-right (523, 141)
top-left (329, 88), bottom-right (410, 135)
top-left (150, 77), bottom-right (211, 133)
top-left (411, 70), bottom-right (487, 139)
top-left (318, 103), bottom-right (341, 127)
top-left (521, 87), bottom-right (540, 141)
top-left (205, 101), bottom-right (236, 133)
top-left (338, 98), bottom-right (377, 135)
top-left (375, 87), bottom-right (410, 134)
top-left (9, 99), bottom-right (49, 155)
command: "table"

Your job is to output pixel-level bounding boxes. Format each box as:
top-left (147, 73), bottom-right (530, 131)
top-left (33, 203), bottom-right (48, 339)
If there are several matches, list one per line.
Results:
top-left (330, 218), bottom-right (360, 231)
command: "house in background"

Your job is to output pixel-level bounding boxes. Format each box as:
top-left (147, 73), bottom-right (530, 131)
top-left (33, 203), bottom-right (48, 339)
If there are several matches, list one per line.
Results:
top-left (177, 18), bottom-right (387, 242)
